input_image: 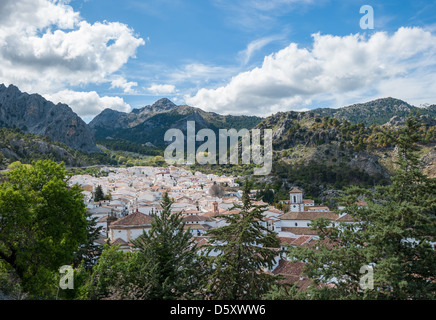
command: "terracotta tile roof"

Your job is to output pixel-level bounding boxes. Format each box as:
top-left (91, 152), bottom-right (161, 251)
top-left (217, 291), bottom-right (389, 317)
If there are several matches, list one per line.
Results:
top-left (183, 223), bottom-right (211, 230)
top-left (272, 260), bottom-right (312, 291)
top-left (194, 236), bottom-right (210, 247)
top-left (279, 211), bottom-right (339, 221)
top-left (307, 206), bottom-right (330, 211)
top-left (273, 260), bottom-right (305, 276)
top-left (278, 237), bottom-right (298, 245)
top-left (336, 214), bottom-right (356, 222)
top-left (97, 216), bottom-right (108, 223)
top-left (110, 211), bottom-right (154, 228)
top-left (110, 238), bottom-right (129, 246)
top-left (303, 199), bottom-right (314, 204)
top-left (290, 236), bottom-right (312, 246)
top-left (289, 188), bottom-right (303, 193)
top-left (182, 215), bottom-right (208, 222)
top-left (280, 227), bottom-right (320, 236)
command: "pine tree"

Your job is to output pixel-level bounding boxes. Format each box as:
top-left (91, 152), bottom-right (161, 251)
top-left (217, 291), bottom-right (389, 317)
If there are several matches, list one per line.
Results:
top-left (94, 185), bottom-right (105, 202)
top-left (287, 116), bottom-right (436, 299)
top-left (72, 211), bottom-right (103, 270)
top-left (203, 182), bottom-right (282, 300)
top-left (130, 192), bottom-right (204, 299)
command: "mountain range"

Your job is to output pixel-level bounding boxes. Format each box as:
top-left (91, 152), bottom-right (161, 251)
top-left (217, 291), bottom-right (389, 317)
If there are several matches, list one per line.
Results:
top-left (0, 83), bottom-right (434, 185)
top-left (89, 98), bottom-right (263, 147)
top-left (0, 84), bottom-right (98, 153)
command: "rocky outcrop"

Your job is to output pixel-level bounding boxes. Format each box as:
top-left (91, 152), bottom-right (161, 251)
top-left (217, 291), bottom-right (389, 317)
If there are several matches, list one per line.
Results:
top-left (89, 98), bottom-right (263, 146)
top-left (0, 84), bottom-right (99, 153)
top-left (89, 98), bottom-right (178, 135)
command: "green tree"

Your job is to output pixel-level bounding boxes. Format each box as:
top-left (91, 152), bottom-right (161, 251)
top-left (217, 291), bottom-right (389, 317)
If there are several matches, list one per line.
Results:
top-left (94, 184), bottom-right (105, 202)
top-left (0, 160), bottom-right (88, 298)
top-left (72, 210), bottom-right (103, 270)
top-left (86, 244), bottom-right (135, 300)
top-left (130, 192), bottom-right (205, 299)
top-left (203, 182), bottom-right (282, 300)
top-left (287, 116), bottom-right (436, 299)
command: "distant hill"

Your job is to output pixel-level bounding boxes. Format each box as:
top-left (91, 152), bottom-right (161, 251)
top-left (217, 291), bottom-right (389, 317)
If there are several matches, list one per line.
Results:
top-left (89, 98), bottom-right (264, 148)
top-left (312, 97), bottom-right (436, 126)
top-left (0, 127), bottom-right (102, 169)
top-left (0, 84), bottom-right (99, 153)
top-left (253, 108), bottom-right (436, 199)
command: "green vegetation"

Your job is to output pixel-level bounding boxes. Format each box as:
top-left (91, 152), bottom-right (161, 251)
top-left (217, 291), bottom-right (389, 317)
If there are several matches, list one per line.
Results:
top-left (202, 182), bottom-right (282, 299)
top-left (312, 97), bottom-right (436, 126)
top-left (96, 138), bottom-right (163, 157)
top-left (84, 192), bottom-right (206, 300)
top-left (273, 160), bottom-right (388, 199)
top-left (282, 116), bottom-right (436, 299)
top-left (130, 192), bottom-right (205, 299)
top-left (0, 160), bottom-right (89, 298)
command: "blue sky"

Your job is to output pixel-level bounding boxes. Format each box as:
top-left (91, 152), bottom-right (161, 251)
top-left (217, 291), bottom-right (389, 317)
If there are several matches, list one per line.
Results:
top-left (1, 0), bottom-right (436, 121)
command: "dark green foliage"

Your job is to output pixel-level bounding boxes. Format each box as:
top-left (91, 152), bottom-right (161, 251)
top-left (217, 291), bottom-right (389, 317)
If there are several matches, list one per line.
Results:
top-left (0, 160), bottom-right (88, 298)
top-left (287, 116), bottom-right (436, 299)
top-left (312, 97), bottom-right (436, 126)
top-left (96, 138), bottom-right (163, 156)
top-left (131, 192), bottom-right (204, 299)
top-left (87, 193), bottom-right (205, 300)
top-left (255, 184), bottom-right (275, 204)
top-left (273, 160), bottom-right (388, 199)
top-left (94, 185), bottom-right (105, 202)
top-left (72, 210), bottom-right (103, 270)
top-left (203, 182), bottom-right (282, 300)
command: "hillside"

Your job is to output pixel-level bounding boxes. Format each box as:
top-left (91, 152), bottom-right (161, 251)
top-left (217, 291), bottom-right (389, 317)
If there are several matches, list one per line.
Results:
top-left (89, 99), bottom-right (264, 147)
top-left (312, 97), bottom-right (436, 126)
top-left (0, 127), bottom-right (110, 169)
top-left (0, 84), bottom-right (99, 153)
top-left (253, 110), bottom-right (436, 199)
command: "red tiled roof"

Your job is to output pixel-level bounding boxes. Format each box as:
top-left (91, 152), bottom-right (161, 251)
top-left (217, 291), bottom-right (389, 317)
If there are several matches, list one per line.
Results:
top-left (279, 211), bottom-right (339, 221)
top-left (289, 188), bottom-right (303, 193)
top-left (336, 214), bottom-right (356, 222)
top-left (280, 227), bottom-right (320, 236)
top-left (110, 211), bottom-right (154, 227)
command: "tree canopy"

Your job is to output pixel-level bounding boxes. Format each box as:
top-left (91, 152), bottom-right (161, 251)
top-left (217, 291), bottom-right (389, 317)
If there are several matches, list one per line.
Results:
top-left (0, 160), bottom-right (88, 298)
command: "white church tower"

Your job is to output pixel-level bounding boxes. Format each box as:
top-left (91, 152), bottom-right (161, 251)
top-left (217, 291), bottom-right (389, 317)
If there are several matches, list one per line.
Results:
top-left (289, 187), bottom-right (304, 212)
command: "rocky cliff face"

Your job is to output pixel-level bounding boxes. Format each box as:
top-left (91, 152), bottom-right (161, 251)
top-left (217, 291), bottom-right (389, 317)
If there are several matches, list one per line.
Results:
top-left (312, 97), bottom-right (436, 126)
top-left (0, 84), bottom-right (99, 153)
top-left (89, 98), bottom-right (178, 134)
top-left (89, 98), bottom-right (263, 146)
top-left (258, 107), bottom-right (435, 179)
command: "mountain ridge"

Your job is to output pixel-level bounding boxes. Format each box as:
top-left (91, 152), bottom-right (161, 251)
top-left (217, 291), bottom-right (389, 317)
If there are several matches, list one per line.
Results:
top-left (0, 84), bottom-right (99, 153)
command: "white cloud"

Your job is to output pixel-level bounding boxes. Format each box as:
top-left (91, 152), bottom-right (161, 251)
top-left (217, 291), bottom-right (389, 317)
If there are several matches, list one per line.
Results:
top-left (110, 77), bottom-right (138, 94)
top-left (44, 90), bottom-right (131, 119)
top-left (239, 36), bottom-right (283, 65)
top-left (147, 84), bottom-right (177, 95)
top-left (0, 0), bottom-right (144, 117)
top-left (186, 27), bottom-right (436, 116)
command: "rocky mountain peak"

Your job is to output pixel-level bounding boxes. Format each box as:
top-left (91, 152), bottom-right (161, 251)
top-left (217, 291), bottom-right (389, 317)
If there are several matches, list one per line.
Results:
top-left (0, 84), bottom-right (99, 153)
top-left (152, 98), bottom-right (176, 111)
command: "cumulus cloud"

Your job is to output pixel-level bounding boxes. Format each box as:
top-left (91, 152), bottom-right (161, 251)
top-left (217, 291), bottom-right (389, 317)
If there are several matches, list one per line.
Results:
top-left (186, 27), bottom-right (436, 116)
top-left (44, 90), bottom-right (131, 119)
top-left (147, 84), bottom-right (177, 95)
top-left (0, 0), bottom-right (144, 117)
top-left (110, 77), bottom-right (138, 94)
